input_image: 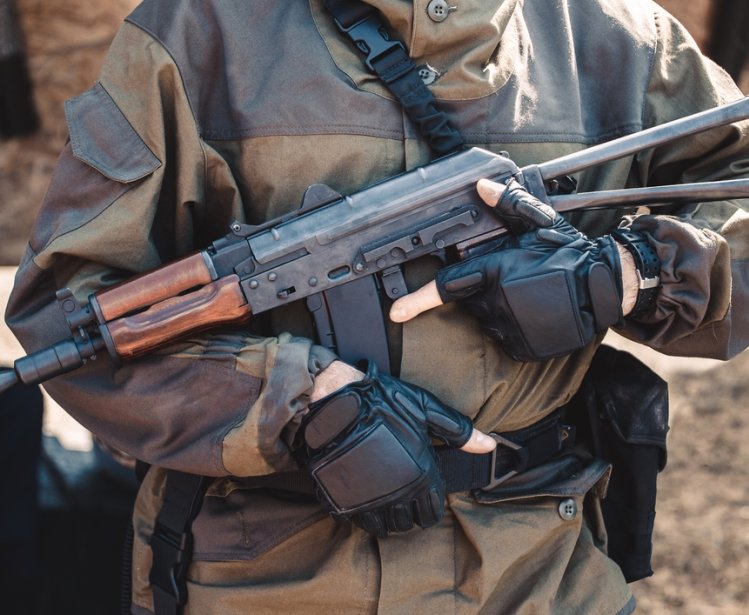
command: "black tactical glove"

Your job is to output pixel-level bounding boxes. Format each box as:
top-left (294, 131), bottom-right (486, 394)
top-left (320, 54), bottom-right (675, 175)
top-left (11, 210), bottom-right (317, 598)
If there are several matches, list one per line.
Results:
top-left (297, 362), bottom-right (472, 538)
top-left (435, 179), bottom-right (628, 362)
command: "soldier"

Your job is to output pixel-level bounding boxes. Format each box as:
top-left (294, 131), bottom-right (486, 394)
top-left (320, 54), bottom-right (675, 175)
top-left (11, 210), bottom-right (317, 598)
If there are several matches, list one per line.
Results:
top-left (6, 1), bottom-right (748, 613)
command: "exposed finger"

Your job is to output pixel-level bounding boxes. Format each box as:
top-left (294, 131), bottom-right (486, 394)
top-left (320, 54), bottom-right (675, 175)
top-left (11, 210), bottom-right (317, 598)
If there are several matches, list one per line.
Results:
top-left (389, 280), bottom-right (443, 323)
top-left (476, 178), bottom-right (507, 208)
top-left (459, 428), bottom-right (498, 454)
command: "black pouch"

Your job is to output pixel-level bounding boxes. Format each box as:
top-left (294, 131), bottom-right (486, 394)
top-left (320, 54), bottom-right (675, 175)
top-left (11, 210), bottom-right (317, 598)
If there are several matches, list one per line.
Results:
top-left (564, 344), bottom-right (669, 582)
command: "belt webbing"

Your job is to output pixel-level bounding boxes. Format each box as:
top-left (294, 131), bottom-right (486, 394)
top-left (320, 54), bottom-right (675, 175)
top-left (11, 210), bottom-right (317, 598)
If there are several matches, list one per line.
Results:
top-left (148, 411), bottom-right (572, 615)
top-left (440, 409), bottom-right (573, 492)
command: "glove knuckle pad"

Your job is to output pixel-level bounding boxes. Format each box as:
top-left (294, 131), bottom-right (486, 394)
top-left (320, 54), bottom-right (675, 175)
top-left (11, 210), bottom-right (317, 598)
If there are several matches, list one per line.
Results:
top-left (313, 423), bottom-right (424, 512)
top-left (502, 270), bottom-right (586, 360)
top-left (299, 362), bottom-right (453, 535)
top-left (304, 393), bottom-right (360, 449)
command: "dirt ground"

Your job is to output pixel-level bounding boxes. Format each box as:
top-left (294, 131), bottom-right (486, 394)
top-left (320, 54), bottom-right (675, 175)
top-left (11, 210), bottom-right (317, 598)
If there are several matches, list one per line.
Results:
top-left (1, 1), bottom-right (748, 613)
top-left (609, 335), bottom-right (749, 614)
top-left (639, 357), bottom-right (749, 614)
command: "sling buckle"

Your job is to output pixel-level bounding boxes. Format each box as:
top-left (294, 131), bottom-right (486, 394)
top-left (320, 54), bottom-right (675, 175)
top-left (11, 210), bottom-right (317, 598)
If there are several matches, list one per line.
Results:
top-left (149, 522), bottom-right (191, 607)
top-left (334, 14), bottom-right (405, 73)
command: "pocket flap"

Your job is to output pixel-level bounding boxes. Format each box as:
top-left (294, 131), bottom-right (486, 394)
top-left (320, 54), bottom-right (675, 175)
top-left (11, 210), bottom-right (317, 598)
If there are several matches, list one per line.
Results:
top-left (64, 82), bottom-right (161, 183)
top-left (590, 345), bottom-right (669, 451)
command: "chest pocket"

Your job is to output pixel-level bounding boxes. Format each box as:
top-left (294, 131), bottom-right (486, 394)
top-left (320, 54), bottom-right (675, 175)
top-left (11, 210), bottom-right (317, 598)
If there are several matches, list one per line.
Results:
top-left (65, 81), bottom-right (161, 182)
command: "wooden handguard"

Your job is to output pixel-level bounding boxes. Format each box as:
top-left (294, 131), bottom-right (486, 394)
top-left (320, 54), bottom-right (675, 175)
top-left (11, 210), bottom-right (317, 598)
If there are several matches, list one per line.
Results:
top-left (94, 252), bottom-right (215, 322)
top-left (105, 275), bottom-right (251, 359)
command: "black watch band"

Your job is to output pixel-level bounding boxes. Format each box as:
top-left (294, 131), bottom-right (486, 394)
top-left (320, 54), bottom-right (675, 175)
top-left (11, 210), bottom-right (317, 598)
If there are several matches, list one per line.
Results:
top-left (611, 229), bottom-right (661, 316)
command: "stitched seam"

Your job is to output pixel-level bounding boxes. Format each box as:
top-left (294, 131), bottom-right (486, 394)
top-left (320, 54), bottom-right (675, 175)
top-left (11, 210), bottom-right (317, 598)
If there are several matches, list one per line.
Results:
top-left (201, 124), bottom-right (406, 140)
top-left (124, 18), bottom-right (204, 139)
top-left (193, 510), bottom-right (328, 560)
top-left (40, 184), bottom-right (131, 254)
top-left (452, 510), bottom-right (458, 615)
top-left (462, 123), bottom-right (645, 143)
top-left (641, 8), bottom-right (662, 132)
top-left (360, 530), bottom-right (370, 614)
top-left (201, 123), bottom-right (645, 145)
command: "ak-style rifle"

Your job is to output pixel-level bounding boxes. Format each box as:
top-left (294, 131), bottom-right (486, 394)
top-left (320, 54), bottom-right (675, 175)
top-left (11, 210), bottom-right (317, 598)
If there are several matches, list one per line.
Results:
top-left (3, 98), bottom-right (749, 392)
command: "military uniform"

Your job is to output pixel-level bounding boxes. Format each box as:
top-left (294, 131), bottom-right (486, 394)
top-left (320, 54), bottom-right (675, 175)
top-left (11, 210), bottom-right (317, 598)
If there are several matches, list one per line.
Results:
top-left (6, 1), bottom-right (749, 613)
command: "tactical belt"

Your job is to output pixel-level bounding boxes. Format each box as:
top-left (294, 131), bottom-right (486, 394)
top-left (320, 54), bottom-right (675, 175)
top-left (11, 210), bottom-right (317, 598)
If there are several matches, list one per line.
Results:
top-left (149, 410), bottom-right (573, 615)
top-left (439, 408), bottom-right (574, 492)
top-left (246, 408), bottom-right (574, 496)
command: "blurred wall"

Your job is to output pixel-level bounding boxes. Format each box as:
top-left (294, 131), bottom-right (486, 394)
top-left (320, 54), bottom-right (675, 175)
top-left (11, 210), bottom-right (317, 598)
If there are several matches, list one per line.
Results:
top-left (657, 0), bottom-right (713, 48)
top-left (0, 0), bottom-right (139, 265)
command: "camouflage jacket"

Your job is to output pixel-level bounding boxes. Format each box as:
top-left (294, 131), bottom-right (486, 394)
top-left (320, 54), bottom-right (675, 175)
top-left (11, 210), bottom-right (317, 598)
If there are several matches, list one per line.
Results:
top-left (6, 1), bottom-right (749, 613)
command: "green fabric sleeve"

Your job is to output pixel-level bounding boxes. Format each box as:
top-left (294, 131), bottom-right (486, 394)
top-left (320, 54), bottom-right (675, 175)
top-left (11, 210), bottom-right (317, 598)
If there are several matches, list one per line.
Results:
top-left (614, 5), bottom-right (749, 359)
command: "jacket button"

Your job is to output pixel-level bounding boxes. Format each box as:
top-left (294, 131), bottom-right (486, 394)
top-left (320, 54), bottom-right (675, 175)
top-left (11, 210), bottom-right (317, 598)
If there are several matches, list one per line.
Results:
top-left (427, 0), bottom-right (454, 23)
top-left (558, 498), bottom-right (577, 521)
top-left (418, 66), bottom-right (438, 85)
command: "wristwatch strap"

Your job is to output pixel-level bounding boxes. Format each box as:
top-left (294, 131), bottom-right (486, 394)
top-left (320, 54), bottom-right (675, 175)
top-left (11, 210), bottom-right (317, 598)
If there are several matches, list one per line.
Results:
top-left (611, 229), bottom-right (661, 316)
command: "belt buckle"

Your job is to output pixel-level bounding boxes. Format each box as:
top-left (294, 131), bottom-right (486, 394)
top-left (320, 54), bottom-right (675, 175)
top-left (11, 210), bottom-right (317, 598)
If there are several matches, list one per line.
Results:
top-left (482, 433), bottom-right (522, 492)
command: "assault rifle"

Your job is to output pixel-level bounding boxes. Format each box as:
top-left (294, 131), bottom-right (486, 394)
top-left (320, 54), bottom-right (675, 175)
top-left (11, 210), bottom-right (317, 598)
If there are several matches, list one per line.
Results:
top-left (3, 98), bottom-right (749, 392)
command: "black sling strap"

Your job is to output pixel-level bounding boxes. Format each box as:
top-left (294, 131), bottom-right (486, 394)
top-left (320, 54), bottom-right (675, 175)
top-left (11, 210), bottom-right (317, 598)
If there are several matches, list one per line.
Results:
top-left (148, 471), bottom-right (211, 615)
top-left (322, 0), bottom-right (464, 157)
top-left (304, 0), bottom-right (466, 375)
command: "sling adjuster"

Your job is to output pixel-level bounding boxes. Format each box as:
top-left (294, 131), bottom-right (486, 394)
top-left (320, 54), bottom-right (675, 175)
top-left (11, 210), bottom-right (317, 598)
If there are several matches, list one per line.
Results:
top-left (433, 409), bottom-right (574, 494)
top-left (149, 471), bottom-right (211, 615)
top-left (334, 14), bottom-right (406, 76)
top-left (150, 522), bottom-right (191, 607)
top-left (323, 0), bottom-right (464, 156)
top-left (477, 415), bottom-right (576, 493)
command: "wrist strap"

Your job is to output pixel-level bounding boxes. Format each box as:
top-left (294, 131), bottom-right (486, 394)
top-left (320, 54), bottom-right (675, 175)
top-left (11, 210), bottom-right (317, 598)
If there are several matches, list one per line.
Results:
top-left (611, 229), bottom-right (661, 316)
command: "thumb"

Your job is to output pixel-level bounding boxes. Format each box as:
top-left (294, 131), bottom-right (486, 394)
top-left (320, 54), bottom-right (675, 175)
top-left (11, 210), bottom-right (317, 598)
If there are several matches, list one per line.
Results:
top-left (421, 395), bottom-right (495, 454)
top-left (460, 428), bottom-right (498, 454)
top-left (423, 398), bottom-right (496, 455)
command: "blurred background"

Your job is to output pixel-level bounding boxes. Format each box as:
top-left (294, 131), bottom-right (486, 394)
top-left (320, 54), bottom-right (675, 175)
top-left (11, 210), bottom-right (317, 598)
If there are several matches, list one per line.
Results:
top-left (1, 0), bottom-right (748, 613)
